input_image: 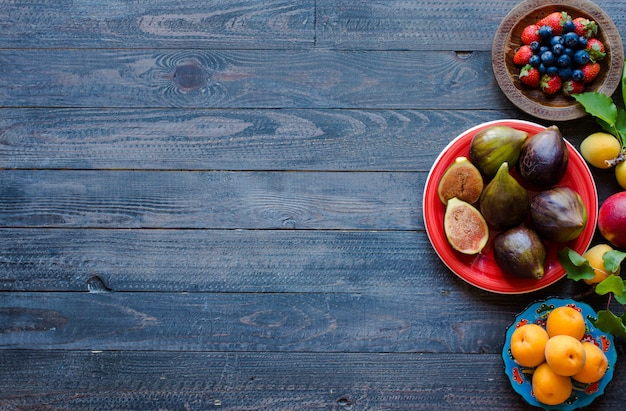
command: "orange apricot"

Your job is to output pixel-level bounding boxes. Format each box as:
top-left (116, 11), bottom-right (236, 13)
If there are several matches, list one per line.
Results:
top-left (546, 306), bottom-right (586, 340)
top-left (532, 362), bottom-right (573, 405)
top-left (510, 324), bottom-right (549, 367)
top-left (544, 335), bottom-right (586, 377)
top-left (572, 342), bottom-right (609, 384)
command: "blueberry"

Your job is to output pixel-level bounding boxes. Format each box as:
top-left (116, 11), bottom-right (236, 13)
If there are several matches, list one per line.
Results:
top-left (563, 20), bottom-right (576, 33)
top-left (564, 47), bottom-right (575, 57)
top-left (539, 45), bottom-right (550, 55)
top-left (574, 49), bottom-right (590, 65)
top-left (529, 54), bottom-right (541, 67)
top-left (563, 32), bottom-right (579, 47)
top-left (557, 54), bottom-right (572, 68)
top-left (541, 50), bottom-right (556, 66)
top-left (572, 69), bottom-right (584, 82)
top-left (538, 63), bottom-right (547, 74)
top-left (546, 65), bottom-right (559, 76)
top-left (550, 35), bottom-right (564, 46)
top-left (529, 41), bottom-right (541, 52)
top-left (578, 36), bottom-right (588, 48)
top-left (559, 67), bottom-right (573, 80)
top-left (538, 25), bottom-right (553, 40)
top-left (552, 44), bottom-right (564, 56)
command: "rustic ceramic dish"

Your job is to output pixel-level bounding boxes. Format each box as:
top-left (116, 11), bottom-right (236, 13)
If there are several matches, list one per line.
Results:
top-left (492, 0), bottom-right (624, 121)
top-left (503, 298), bottom-right (616, 410)
top-left (423, 120), bottom-right (597, 294)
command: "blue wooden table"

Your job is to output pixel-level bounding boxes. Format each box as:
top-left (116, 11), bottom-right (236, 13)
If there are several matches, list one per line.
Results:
top-left (1, 1), bottom-right (625, 409)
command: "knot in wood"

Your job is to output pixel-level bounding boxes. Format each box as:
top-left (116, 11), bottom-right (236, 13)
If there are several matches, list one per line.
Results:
top-left (173, 62), bottom-right (206, 91)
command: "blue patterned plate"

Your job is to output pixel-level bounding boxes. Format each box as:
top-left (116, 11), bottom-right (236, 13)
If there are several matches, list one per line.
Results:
top-left (503, 298), bottom-right (617, 410)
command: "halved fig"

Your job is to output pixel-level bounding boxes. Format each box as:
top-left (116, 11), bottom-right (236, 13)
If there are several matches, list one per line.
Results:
top-left (437, 157), bottom-right (484, 205)
top-left (444, 197), bottom-right (489, 255)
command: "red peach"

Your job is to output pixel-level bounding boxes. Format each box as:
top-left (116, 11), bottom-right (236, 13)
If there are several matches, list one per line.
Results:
top-left (598, 192), bottom-right (626, 249)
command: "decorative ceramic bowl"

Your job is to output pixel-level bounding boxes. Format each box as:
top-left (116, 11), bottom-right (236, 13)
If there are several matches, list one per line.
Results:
top-left (492, 0), bottom-right (624, 121)
top-left (422, 120), bottom-right (597, 294)
top-left (503, 298), bottom-right (616, 410)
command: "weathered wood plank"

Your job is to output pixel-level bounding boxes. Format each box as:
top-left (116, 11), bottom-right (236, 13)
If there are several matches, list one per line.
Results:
top-left (0, 108), bottom-right (521, 171)
top-left (3, 0), bottom-right (624, 54)
top-left (1, 350), bottom-right (586, 411)
top-left (0, 228), bottom-right (597, 296)
top-left (0, 170), bottom-right (424, 229)
top-left (0, 0), bottom-right (314, 49)
top-left (0, 349), bottom-right (613, 411)
top-left (0, 167), bottom-right (618, 230)
top-left (0, 291), bottom-right (600, 353)
top-left (317, 0), bottom-right (626, 51)
top-left (0, 49), bottom-right (507, 109)
top-left (0, 108), bottom-right (606, 171)
top-left (0, 229), bottom-right (438, 292)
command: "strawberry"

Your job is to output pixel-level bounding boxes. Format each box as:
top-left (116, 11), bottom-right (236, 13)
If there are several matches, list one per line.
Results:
top-left (521, 24), bottom-right (540, 45)
top-left (586, 38), bottom-right (606, 62)
top-left (540, 74), bottom-right (562, 95)
top-left (573, 17), bottom-right (598, 38)
top-left (513, 45), bottom-right (534, 66)
top-left (519, 64), bottom-right (540, 88)
top-left (537, 11), bottom-right (570, 35)
top-left (562, 79), bottom-right (585, 96)
top-left (580, 62), bottom-right (601, 83)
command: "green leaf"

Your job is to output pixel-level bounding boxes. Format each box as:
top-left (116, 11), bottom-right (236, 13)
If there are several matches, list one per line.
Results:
top-left (594, 117), bottom-right (615, 136)
top-left (615, 107), bottom-right (626, 147)
top-left (594, 309), bottom-right (626, 339)
top-left (573, 92), bottom-right (618, 126)
top-left (604, 250), bottom-right (626, 274)
top-left (595, 274), bottom-right (625, 296)
top-left (614, 291), bottom-right (626, 305)
top-left (558, 247), bottom-right (596, 281)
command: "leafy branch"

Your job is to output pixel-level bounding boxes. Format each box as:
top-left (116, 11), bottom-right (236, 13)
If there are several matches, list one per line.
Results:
top-left (558, 248), bottom-right (626, 338)
top-left (573, 58), bottom-right (626, 166)
top-left (560, 60), bottom-right (626, 338)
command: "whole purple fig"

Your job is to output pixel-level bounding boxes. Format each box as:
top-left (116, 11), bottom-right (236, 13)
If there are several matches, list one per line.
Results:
top-left (530, 187), bottom-right (588, 243)
top-left (517, 125), bottom-right (569, 188)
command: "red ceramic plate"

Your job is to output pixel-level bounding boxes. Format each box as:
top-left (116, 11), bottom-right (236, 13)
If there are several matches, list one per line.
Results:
top-left (423, 120), bottom-right (598, 294)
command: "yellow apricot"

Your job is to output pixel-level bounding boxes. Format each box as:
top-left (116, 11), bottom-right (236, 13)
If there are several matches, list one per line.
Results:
top-left (580, 132), bottom-right (621, 169)
top-left (616, 160), bottom-right (626, 190)
top-left (532, 362), bottom-right (573, 405)
top-left (583, 244), bottom-right (619, 285)
top-left (546, 306), bottom-right (586, 340)
top-left (510, 324), bottom-right (549, 367)
top-left (572, 342), bottom-right (609, 384)
top-left (544, 335), bottom-right (586, 376)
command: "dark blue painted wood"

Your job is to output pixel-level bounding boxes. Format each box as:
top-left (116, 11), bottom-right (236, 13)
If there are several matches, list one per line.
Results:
top-left (1, 1), bottom-right (625, 410)
top-left (0, 0), bottom-right (315, 49)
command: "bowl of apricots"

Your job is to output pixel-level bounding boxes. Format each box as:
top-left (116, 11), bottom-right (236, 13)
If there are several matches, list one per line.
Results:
top-left (503, 297), bottom-right (616, 409)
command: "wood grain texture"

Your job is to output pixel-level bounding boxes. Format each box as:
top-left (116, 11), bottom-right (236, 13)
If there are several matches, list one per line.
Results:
top-left (0, 228), bottom-right (437, 292)
top-left (0, 170), bottom-right (424, 229)
top-left (2, 0), bottom-right (623, 53)
top-left (0, 108), bottom-right (522, 171)
top-left (0, 108), bottom-right (609, 171)
top-left (0, 49), bottom-right (507, 109)
top-left (0, 228), bottom-right (598, 296)
top-left (2, 1), bottom-right (626, 409)
top-left (0, 291), bottom-right (585, 353)
top-left (1, 350), bottom-right (587, 411)
top-left (0, 0), bottom-right (314, 49)
top-left (317, 0), bottom-right (626, 51)
top-left (1, 350), bottom-right (624, 410)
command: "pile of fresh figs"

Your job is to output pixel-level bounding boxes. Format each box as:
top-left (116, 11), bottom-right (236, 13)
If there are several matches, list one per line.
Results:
top-left (438, 125), bottom-right (588, 280)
